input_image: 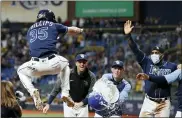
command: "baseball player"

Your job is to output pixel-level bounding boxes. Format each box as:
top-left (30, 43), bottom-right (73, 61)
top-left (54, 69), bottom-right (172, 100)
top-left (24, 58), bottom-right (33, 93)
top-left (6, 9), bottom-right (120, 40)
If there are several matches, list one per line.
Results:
top-left (124, 20), bottom-right (177, 117)
top-left (17, 9), bottom-right (83, 110)
top-left (88, 60), bottom-right (131, 117)
top-left (42, 54), bottom-right (96, 117)
top-left (136, 64), bottom-right (182, 117)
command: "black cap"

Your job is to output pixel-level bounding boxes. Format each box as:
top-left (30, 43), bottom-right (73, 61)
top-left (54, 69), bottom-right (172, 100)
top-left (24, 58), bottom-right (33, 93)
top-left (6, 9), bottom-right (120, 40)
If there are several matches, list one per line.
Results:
top-left (151, 46), bottom-right (164, 53)
top-left (112, 60), bottom-right (124, 68)
top-left (75, 54), bottom-right (88, 61)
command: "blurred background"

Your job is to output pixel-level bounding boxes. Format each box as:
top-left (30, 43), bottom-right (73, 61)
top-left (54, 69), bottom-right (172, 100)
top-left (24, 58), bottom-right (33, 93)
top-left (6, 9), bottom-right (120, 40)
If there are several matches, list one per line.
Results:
top-left (1, 1), bottom-right (182, 117)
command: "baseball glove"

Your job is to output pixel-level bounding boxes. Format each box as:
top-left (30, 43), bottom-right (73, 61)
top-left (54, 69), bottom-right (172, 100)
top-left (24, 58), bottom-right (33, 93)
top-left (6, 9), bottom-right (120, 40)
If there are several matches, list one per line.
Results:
top-left (62, 96), bottom-right (75, 107)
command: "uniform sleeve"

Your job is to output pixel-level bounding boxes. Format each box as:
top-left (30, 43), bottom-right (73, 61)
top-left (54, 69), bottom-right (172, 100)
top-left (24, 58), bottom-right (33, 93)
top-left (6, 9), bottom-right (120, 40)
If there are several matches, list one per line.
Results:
top-left (149, 69), bottom-right (182, 84)
top-left (82, 72), bottom-right (97, 105)
top-left (125, 34), bottom-right (146, 63)
top-left (119, 79), bottom-right (131, 102)
top-left (55, 23), bottom-right (68, 34)
top-left (149, 76), bottom-right (168, 85)
top-left (164, 69), bottom-right (182, 84)
top-left (26, 30), bottom-right (30, 42)
top-left (48, 79), bottom-right (62, 104)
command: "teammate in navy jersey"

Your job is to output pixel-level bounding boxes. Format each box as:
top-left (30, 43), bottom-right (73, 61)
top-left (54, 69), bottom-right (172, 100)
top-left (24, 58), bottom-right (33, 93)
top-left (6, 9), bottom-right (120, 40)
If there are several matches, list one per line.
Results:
top-left (88, 60), bottom-right (131, 117)
top-left (17, 9), bottom-right (83, 110)
top-left (124, 20), bottom-right (177, 117)
top-left (136, 64), bottom-right (182, 117)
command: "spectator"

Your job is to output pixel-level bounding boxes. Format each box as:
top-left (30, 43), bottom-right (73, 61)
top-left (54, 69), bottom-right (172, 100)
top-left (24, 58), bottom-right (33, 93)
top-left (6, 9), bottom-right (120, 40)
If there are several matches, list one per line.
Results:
top-left (1, 81), bottom-right (22, 118)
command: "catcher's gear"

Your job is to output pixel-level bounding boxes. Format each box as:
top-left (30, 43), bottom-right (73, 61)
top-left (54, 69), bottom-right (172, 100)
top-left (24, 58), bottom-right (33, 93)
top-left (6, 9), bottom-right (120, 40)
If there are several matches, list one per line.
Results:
top-left (62, 96), bottom-right (75, 107)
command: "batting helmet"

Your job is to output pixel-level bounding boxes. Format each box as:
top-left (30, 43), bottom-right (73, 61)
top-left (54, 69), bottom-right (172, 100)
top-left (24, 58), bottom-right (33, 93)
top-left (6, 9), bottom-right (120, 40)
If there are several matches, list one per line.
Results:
top-left (36, 9), bottom-right (56, 22)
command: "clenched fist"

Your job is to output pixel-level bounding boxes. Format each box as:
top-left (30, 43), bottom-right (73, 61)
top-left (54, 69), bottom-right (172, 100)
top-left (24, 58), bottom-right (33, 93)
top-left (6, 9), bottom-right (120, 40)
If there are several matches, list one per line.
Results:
top-left (136, 73), bottom-right (149, 80)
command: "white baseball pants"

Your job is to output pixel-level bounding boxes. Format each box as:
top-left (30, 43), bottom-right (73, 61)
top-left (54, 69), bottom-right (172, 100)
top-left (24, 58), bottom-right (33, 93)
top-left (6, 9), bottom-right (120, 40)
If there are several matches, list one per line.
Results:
top-left (139, 96), bottom-right (170, 117)
top-left (63, 102), bottom-right (89, 117)
top-left (17, 54), bottom-right (70, 97)
top-left (175, 111), bottom-right (182, 117)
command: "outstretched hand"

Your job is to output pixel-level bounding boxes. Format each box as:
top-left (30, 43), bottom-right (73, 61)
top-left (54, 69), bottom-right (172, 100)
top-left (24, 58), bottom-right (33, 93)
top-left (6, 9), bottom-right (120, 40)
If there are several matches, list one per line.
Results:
top-left (124, 20), bottom-right (134, 35)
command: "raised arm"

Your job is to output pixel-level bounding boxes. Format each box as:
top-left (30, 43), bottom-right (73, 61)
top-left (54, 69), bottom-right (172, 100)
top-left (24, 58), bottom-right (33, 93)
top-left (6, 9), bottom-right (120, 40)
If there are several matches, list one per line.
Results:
top-left (124, 20), bottom-right (145, 63)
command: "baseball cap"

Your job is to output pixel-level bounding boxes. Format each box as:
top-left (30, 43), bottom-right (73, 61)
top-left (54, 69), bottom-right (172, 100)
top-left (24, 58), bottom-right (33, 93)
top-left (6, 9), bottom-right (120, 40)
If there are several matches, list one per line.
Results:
top-left (112, 60), bottom-right (124, 68)
top-left (75, 54), bottom-right (88, 61)
top-left (151, 46), bottom-right (164, 53)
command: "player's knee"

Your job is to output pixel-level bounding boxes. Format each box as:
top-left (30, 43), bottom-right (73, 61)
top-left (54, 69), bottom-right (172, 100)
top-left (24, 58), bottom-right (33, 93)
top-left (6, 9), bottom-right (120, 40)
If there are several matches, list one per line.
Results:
top-left (65, 65), bottom-right (70, 72)
top-left (61, 62), bottom-right (69, 71)
top-left (17, 65), bottom-right (24, 75)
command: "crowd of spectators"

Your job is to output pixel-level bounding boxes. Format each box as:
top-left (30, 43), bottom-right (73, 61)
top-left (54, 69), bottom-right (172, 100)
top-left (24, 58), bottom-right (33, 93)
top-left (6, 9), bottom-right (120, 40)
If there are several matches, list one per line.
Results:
top-left (1, 19), bottom-right (182, 101)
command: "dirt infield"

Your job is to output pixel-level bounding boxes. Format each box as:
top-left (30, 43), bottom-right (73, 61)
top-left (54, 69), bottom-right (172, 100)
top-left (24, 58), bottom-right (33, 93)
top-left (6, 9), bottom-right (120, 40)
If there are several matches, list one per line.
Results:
top-left (22, 109), bottom-right (138, 118)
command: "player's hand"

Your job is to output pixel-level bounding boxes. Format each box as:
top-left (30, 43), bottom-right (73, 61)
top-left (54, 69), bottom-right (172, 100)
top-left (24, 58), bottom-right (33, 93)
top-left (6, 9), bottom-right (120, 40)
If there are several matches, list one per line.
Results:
top-left (43, 104), bottom-right (50, 114)
top-left (71, 26), bottom-right (83, 33)
top-left (73, 102), bottom-right (84, 110)
top-left (124, 20), bottom-right (134, 35)
top-left (177, 64), bottom-right (182, 69)
top-left (136, 73), bottom-right (149, 80)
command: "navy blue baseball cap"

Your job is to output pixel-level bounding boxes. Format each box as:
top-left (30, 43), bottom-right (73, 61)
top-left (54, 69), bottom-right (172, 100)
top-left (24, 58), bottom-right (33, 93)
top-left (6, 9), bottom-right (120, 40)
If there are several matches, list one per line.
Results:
top-left (75, 54), bottom-right (88, 61)
top-left (151, 46), bottom-right (164, 53)
top-left (112, 60), bottom-right (124, 68)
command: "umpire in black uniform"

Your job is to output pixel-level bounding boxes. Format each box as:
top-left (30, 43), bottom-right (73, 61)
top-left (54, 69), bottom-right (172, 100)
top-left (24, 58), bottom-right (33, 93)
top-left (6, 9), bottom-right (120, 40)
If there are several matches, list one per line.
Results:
top-left (43, 54), bottom-right (96, 117)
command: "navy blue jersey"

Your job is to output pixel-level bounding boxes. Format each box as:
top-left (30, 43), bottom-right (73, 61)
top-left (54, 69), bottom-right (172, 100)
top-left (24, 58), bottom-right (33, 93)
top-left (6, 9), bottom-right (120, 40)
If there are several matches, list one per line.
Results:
top-left (177, 80), bottom-right (182, 111)
top-left (126, 34), bottom-right (177, 98)
top-left (26, 21), bottom-right (68, 57)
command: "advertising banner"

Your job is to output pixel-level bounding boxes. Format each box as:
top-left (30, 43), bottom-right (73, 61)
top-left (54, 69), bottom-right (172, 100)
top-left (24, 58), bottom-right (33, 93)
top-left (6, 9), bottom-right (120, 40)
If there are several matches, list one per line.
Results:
top-left (1, 1), bottom-right (67, 22)
top-left (75, 1), bottom-right (134, 18)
